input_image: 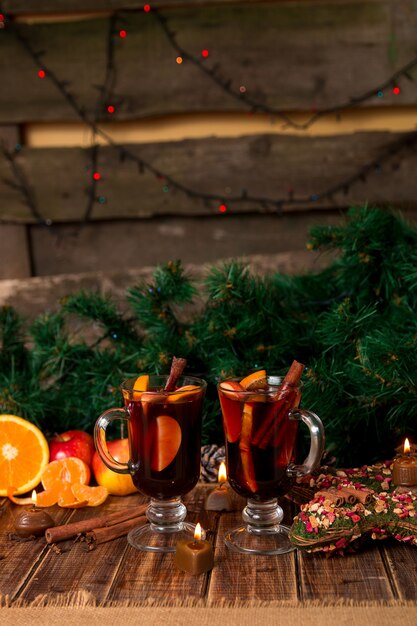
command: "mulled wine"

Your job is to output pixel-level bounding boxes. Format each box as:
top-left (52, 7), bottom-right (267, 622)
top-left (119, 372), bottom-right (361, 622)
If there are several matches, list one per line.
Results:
top-left (126, 378), bottom-right (204, 499)
top-left (217, 363), bottom-right (325, 555)
top-left (95, 372), bottom-right (207, 552)
top-left (218, 380), bottom-right (301, 500)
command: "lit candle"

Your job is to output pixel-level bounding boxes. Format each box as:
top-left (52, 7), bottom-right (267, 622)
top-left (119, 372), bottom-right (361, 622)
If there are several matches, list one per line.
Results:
top-left (14, 491), bottom-right (55, 538)
top-left (174, 523), bottom-right (214, 575)
top-left (205, 461), bottom-right (233, 511)
top-left (392, 438), bottom-right (417, 487)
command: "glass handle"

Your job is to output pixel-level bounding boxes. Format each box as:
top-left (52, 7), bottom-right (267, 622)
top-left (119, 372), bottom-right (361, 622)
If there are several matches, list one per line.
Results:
top-left (94, 408), bottom-right (131, 475)
top-left (287, 408), bottom-right (325, 477)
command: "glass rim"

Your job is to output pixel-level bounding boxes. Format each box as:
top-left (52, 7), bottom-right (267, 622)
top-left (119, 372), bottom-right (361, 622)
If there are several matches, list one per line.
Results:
top-left (217, 374), bottom-right (303, 393)
top-left (121, 374), bottom-right (207, 394)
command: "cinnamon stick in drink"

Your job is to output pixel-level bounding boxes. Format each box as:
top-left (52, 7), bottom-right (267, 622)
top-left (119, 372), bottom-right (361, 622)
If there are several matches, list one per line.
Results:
top-left (45, 505), bottom-right (147, 544)
top-left (164, 356), bottom-right (187, 392)
top-left (252, 360), bottom-right (304, 447)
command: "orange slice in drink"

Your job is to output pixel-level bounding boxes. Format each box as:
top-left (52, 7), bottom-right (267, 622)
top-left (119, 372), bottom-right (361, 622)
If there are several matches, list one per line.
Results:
top-left (71, 483), bottom-right (108, 507)
top-left (240, 370), bottom-right (267, 390)
top-left (0, 414), bottom-right (50, 496)
top-left (219, 381), bottom-right (244, 443)
top-left (167, 384), bottom-right (200, 403)
top-left (133, 374), bottom-right (149, 400)
top-left (150, 415), bottom-right (182, 472)
top-left (41, 457), bottom-right (90, 490)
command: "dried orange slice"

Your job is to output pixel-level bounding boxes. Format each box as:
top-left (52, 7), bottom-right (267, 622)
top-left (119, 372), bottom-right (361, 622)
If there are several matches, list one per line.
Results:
top-left (41, 457), bottom-right (90, 490)
top-left (71, 483), bottom-right (108, 507)
top-left (240, 370), bottom-right (267, 390)
top-left (0, 414), bottom-right (49, 496)
top-left (150, 415), bottom-right (182, 472)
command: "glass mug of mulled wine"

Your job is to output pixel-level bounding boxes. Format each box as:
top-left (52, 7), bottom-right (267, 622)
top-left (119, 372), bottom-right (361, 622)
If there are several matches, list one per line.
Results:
top-left (94, 374), bottom-right (207, 552)
top-left (217, 361), bottom-right (324, 555)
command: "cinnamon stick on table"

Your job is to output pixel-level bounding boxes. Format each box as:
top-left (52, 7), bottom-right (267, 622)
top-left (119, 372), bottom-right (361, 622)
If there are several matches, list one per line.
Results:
top-left (45, 505), bottom-right (147, 544)
top-left (84, 515), bottom-right (147, 549)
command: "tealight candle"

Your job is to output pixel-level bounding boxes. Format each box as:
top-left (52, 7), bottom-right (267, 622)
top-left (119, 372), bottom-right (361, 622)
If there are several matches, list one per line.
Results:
top-left (392, 438), bottom-right (417, 487)
top-left (14, 491), bottom-right (55, 538)
top-left (174, 523), bottom-right (214, 575)
top-left (205, 461), bottom-right (233, 511)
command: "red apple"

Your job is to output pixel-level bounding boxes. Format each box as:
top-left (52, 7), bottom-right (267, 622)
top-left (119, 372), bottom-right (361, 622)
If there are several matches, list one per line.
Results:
top-left (49, 430), bottom-right (95, 467)
top-left (92, 439), bottom-right (137, 496)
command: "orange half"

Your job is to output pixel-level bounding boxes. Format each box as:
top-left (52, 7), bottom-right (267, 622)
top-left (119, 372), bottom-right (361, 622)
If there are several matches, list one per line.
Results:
top-left (0, 414), bottom-right (49, 496)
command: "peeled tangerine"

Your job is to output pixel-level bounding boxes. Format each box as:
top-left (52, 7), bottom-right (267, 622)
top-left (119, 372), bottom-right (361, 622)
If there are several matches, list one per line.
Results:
top-left (36, 457), bottom-right (108, 508)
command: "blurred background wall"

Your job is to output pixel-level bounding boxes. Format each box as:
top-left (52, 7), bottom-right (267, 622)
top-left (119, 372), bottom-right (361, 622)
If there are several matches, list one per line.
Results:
top-left (1, 0), bottom-right (416, 298)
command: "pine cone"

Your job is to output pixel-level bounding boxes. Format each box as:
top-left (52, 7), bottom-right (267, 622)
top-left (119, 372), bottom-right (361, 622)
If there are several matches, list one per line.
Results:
top-left (200, 444), bottom-right (226, 482)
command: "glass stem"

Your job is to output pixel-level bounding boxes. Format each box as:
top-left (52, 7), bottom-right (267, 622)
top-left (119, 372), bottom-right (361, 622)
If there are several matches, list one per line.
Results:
top-left (242, 498), bottom-right (284, 534)
top-left (146, 497), bottom-right (187, 533)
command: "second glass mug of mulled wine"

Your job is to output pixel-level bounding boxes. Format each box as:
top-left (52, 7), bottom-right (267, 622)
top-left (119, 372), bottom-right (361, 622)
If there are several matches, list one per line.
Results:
top-left (94, 373), bottom-right (207, 552)
top-left (217, 361), bottom-right (324, 555)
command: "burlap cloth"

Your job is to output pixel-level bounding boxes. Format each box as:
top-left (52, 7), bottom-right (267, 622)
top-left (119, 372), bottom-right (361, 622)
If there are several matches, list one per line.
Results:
top-left (1, 595), bottom-right (416, 626)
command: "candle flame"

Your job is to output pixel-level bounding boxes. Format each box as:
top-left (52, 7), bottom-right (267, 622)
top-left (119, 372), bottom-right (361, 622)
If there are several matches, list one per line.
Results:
top-left (194, 523), bottom-right (202, 541)
top-left (31, 490), bottom-right (37, 506)
top-left (404, 438), bottom-right (411, 454)
top-left (218, 461), bottom-right (227, 483)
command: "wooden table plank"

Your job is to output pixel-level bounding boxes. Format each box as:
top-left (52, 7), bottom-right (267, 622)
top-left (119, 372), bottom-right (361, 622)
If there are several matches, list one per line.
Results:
top-left (0, 500), bottom-right (72, 599)
top-left (298, 543), bottom-right (396, 601)
top-left (16, 494), bottom-right (145, 603)
top-left (2, 487), bottom-right (415, 607)
top-left (106, 485), bottom-right (218, 604)
top-left (208, 498), bottom-right (298, 603)
top-left (381, 542), bottom-right (417, 600)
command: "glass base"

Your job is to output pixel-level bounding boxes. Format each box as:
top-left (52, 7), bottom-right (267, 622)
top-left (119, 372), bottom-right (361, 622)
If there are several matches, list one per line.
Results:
top-left (126, 497), bottom-right (205, 553)
top-left (224, 497), bottom-right (295, 555)
top-left (127, 521), bottom-right (199, 553)
top-left (224, 523), bottom-right (295, 555)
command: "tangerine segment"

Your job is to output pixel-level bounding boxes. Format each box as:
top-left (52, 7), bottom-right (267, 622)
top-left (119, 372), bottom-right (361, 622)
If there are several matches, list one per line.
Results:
top-left (240, 370), bottom-right (267, 390)
top-left (41, 457), bottom-right (90, 490)
top-left (0, 414), bottom-right (50, 496)
top-left (150, 415), bottom-right (182, 472)
top-left (71, 483), bottom-right (108, 507)
top-left (57, 482), bottom-right (88, 508)
top-left (133, 374), bottom-right (149, 400)
top-left (59, 499), bottom-right (89, 509)
top-left (167, 385), bottom-right (201, 403)
top-left (36, 487), bottom-right (60, 507)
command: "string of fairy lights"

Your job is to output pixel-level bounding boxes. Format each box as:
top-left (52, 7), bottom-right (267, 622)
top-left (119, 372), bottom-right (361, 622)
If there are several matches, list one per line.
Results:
top-left (0, 4), bottom-right (417, 225)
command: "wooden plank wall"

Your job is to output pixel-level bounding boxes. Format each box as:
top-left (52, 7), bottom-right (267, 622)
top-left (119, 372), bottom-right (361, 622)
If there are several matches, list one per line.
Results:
top-left (0, 0), bottom-right (416, 278)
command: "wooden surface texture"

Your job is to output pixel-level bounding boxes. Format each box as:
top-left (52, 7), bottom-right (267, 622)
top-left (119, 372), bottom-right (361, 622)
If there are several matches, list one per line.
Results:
top-left (1, 132), bottom-right (417, 223)
top-left (1, 1), bottom-right (416, 123)
top-left (1, 484), bottom-right (416, 606)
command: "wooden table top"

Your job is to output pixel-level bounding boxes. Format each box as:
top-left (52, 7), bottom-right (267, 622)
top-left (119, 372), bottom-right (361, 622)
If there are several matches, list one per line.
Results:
top-left (1, 484), bottom-right (416, 606)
